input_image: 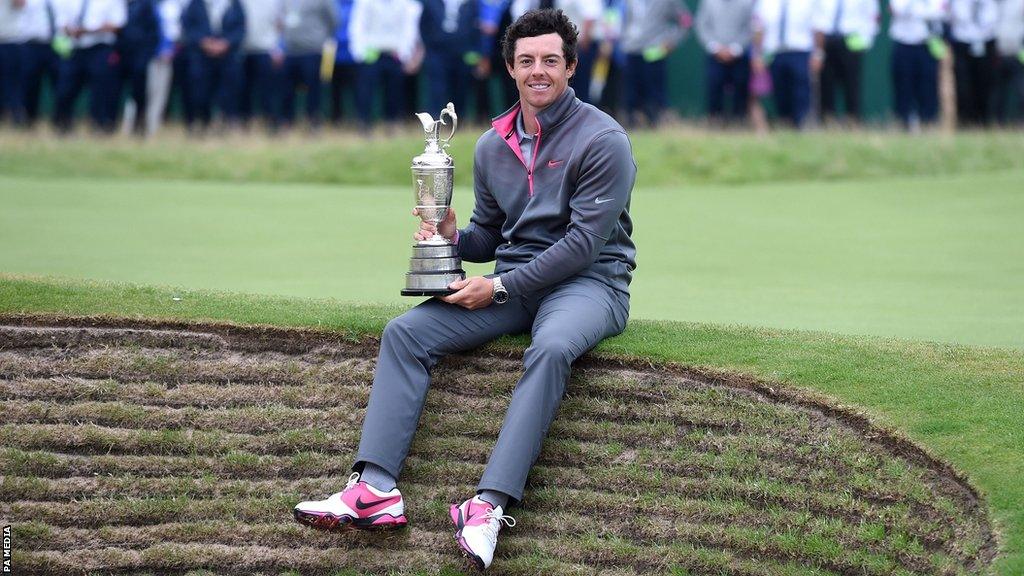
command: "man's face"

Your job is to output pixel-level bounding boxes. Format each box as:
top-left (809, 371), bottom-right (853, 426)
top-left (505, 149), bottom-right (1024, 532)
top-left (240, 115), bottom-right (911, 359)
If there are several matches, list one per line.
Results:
top-left (507, 33), bottom-right (576, 114)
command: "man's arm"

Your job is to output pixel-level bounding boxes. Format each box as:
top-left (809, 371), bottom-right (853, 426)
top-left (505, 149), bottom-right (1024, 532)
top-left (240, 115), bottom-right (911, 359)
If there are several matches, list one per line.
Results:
top-left (457, 144), bottom-right (506, 262)
top-left (498, 130), bottom-right (635, 298)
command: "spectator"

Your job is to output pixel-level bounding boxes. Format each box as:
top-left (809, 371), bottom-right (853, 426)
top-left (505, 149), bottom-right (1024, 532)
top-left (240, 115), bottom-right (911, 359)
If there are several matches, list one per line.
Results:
top-left (328, 0), bottom-right (358, 126)
top-left (280, 0), bottom-right (337, 130)
top-left (593, 0), bottom-right (626, 114)
top-left (349, 0), bottom-right (422, 131)
top-left (52, 0), bottom-right (127, 133)
top-left (145, 0), bottom-right (184, 136)
top-left (18, 0), bottom-right (61, 128)
top-left (180, 0), bottom-right (246, 133)
top-left (240, 0), bottom-right (285, 131)
top-left (815, 0), bottom-right (879, 124)
top-left (420, 0), bottom-right (482, 117)
top-left (116, 0), bottom-right (161, 135)
top-left (621, 0), bottom-right (691, 127)
top-left (889, 0), bottom-right (946, 129)
top-left (471, 0), bottom-right (509, 123)
top-left (1, 0), bottom-right (27, 127)
top-left (949, 0), bottom-right (998, 126)
top-left (695, 0), bottom-right (754, 124)
top-left (994, 0), bottom-right (1024, 124)
top-left (752, 0), bottom-right (823, 129)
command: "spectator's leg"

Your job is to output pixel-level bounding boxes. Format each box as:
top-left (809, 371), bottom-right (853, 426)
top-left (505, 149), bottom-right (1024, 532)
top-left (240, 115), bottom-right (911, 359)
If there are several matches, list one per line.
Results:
top-left (732, 54), bottom-right (751, 121)
top-left (381, 54), bottom-right (404, 123)
top-left (891, 42), bottom-right (914, 127)
top-left (705, 53), bottom-right (726, 121)
top-left (301, 53), bottom-right (323, 128)
top-left (770, 55), bottom-right (790, 125)
top-left (573, 41), bottom-right (597, 104)
top-left (53, 50), bottom-right (87, 133)
top-left (624, 53), bottom-right (643, 127)
top-left (790, 51), bottom-right (811, 128)
top-left (952, 42), bottom-right (972, 125)
top-left (0, 43), bottom-right (25, 125)
top-left (129, 53), bottom-right (149, 134)
top-left (917, 44), bottom-right (940, 125)
top-left (646, 57), bottom-right (668, 125)
top-left (354, 61), bottom-right (377, 132)
top-left (145, 54), bottom-right (173, 137)
top-left (281, 55), bottom-right (299, 127)
top-left (84, 46), bottom-right (118, 133)
top-left (820, 36), bottom-right (840, 121)
top-left (845, 45), bottom-right (863, 121)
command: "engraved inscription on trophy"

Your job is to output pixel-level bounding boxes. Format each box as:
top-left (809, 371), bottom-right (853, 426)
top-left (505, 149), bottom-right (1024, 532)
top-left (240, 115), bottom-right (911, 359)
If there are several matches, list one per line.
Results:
top-left (402, 103), bottom-right (466, 296)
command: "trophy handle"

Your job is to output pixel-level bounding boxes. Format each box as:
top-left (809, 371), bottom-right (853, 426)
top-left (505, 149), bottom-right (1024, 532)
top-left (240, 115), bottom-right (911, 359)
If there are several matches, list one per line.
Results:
top-left (438, 103), bottom-right (457, 148)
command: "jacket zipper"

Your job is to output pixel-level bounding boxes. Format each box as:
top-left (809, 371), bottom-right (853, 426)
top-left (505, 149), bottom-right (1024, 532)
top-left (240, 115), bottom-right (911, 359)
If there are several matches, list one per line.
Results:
top-left (528, 121), bottom-right (542, 198)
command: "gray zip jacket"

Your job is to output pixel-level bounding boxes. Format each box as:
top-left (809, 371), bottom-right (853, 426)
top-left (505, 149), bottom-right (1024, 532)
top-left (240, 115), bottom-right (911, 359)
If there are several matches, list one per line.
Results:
top-left (458, 87), bottom-right (638, 299)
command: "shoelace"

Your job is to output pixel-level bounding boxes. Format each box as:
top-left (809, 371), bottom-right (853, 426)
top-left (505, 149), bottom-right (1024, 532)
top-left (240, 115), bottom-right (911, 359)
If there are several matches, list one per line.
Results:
top-left (343, 471), bottom-right (361, 491)
top-left (478, 509), bottom-right (516, 546)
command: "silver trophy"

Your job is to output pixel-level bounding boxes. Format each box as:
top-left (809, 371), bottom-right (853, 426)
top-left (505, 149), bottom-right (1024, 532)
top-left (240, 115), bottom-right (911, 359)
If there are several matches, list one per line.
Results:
top-left (402, 103), bottom-right (466, 296)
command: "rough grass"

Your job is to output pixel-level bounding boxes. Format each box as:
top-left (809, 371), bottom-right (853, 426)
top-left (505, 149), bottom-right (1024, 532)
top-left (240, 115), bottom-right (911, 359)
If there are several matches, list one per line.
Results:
top-left (0, 321), bottom-right (995, 575)
top-left (1, 127), bottom-right (1023, 187)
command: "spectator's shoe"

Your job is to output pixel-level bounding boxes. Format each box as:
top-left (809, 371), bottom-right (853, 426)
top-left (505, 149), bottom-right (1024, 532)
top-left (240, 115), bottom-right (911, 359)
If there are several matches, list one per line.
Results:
top-left (293, 472), bottom-right (407, 531)
top-left (450, 496), bottom-right (516, 570)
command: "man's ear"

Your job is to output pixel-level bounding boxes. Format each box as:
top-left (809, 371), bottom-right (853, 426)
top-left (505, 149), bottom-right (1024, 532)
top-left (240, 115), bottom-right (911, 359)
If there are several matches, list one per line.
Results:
top-left (567, 60), bottom-right (578, 77)
top-left (506, 61), bottom-right (515, 78)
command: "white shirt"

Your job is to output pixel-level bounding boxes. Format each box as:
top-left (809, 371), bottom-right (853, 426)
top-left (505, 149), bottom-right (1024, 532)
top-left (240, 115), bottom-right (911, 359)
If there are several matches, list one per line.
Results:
top-left (241, 0), bottom-right (284, 52)
top-left (0, 0), bottom-right (27, 42)
top-left (949, 0), bottom-right (998, 44)
top-left (995, 0), bottom-right (1024, 55)
top-left (814, 0), bottom-right (878, 43)
top-left (52, 0), bottom-right (128, 48)
top-left (18, 0), bottom-right (57, 43)
top-left (157, 0), bottom-right (185, 43)
top-left (349, 0), bottom-right (421, 63)
top-left (753, 0), bottom-right (819, 53)
top-left (888, 0), bottom-right (946, 45)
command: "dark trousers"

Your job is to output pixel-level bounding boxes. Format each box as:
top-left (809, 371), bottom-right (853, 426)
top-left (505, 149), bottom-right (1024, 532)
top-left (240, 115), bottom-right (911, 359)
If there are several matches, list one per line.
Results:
top-left (355, 53), bottom-right (404, 129)
top-left (572, 42), bottom-right (598, 104)
top-left (282, 53), bottom-right (323, 126)
top-left (994, 55), bottom-right (1024, 125)
top-left (0, 42), bottom-right (25, 124)
top-left (329, 60), bottom-right (358, 125)
top-left (117, 48), bottom-right (151, 134)
top-left (54, 44), bottom-right (119, 133)
top-left (892, 41), bottom-right (939, 127)
top-left (424, 51), bottom-right (471, 119)
top-left (705, 52), bottom-right (750, 121)
top-left (820, 34), bottom-right (863, 121)
top-left (770, 51), bottom-right (811, 127)
top-left (172, 53), bottom-right (193, 125)
top-left (20, 41), bottom-right (60, 125)
top-left (624, 53), bottom-right (667, 126)
top-left (185, 51), bottom-right (242, 129)
top-left (952, 40), bottom-right (997, 127)
top-left (240, 52), bottom-right (283, 128)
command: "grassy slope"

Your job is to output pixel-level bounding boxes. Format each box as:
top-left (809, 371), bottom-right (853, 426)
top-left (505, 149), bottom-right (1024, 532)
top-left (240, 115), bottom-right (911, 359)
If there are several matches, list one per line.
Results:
top-left (1, 275), bottom-right (1022, 575)
top-left (2, 169), bottom-right (1022, 348)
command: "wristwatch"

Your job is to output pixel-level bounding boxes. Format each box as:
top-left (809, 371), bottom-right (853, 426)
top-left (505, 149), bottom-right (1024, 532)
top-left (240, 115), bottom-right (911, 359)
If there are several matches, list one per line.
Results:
top-left (491, 277), bottom-right (509, 305)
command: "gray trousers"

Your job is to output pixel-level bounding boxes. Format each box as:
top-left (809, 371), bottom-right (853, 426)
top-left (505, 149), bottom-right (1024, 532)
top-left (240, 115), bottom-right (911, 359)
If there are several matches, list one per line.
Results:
top-left (355, 275), bottom-right (629, 502)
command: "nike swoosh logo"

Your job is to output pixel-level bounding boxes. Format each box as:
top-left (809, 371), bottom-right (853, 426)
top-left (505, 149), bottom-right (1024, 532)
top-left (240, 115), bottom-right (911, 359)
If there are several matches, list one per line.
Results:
top-left (355, 495), bottom-right (394, 510)
top-left (548, 159), bottom-right (564, 168)
top-left (595, 197), bottom-right (613, 204)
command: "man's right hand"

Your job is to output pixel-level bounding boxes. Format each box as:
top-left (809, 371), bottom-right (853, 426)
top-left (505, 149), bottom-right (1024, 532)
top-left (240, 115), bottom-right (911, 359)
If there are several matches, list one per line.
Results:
top-left (412, 207), bottom-right (457, 242)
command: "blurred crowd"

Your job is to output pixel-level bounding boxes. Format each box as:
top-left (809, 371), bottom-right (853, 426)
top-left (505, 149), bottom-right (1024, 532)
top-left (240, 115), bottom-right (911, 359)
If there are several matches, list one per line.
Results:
top-left (0, 0), bottom-right (1022, 137)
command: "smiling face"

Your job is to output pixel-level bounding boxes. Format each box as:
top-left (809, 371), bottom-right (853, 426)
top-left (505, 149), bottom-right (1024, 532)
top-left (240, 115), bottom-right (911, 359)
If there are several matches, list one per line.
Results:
top-left (507, 33), bottom-right (576, 118)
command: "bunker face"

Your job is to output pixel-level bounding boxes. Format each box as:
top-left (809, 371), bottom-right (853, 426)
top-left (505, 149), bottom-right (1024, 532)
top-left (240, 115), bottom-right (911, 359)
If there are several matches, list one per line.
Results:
top-left (0, 320), bottom-right (994, 576)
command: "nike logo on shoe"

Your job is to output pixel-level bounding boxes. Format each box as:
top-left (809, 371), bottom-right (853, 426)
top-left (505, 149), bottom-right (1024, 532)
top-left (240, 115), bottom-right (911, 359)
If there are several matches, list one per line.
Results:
top-left (595, 197), bottom-right (613, 204)
top-left (355, 495), bottom-right (396, 510)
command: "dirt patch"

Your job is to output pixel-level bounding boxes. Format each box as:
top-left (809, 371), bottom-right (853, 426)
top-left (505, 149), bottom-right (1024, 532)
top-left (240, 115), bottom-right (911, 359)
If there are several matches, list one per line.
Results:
top-left (0, 316), bottom-right (997, 575)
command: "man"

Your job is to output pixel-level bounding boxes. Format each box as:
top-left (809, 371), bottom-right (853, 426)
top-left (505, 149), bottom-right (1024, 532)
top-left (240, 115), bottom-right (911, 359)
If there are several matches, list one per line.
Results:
top-left (513, 0), bottom-right (604, 104)
top-left (420, 0), bottom-right (482, 117)
top-left (239, 0), bottom-right (284, 131)
top-left (52, 0), bottom-right (127, 133)
top-left (752, 0), bottom-right (823, 128)
top-left (293, 8), bottom-right (636, 571)
top-left (145, 0), bottom-right (184, 136)
top-left (180, 0), bottom-right (246, 133)
top-left (994, 0), bottom-right (1024, 124)
top-left (814, 0), bottom-right (878, 124)
top-left (0, 0), bottom-right (27, 126)
top-left (280, 0), bottom-right (337, 130)
top-left (949, 0), bottom-right (999, 126)
top-left (328, 0), bottom-right (357, 126)
top-left (889, 0), bottom-right (946, 129)
top-left (620, 0), bottom-right (690, 127)
top-left (694, 0), bottom-right (754, 124)
top-left (349, 0), bottom-right (421, 132)
top-left (116, 0), bottom-right (161, 135)
top-left (18, 0), bottom-right (61, 128)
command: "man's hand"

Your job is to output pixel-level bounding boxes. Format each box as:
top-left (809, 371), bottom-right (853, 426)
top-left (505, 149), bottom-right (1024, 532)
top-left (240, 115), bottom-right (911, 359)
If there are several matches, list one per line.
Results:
top-left (715, 47), bottom-right (734, 63)
top-left (412, 207), bottom-right (457, 242)
top-left (441, 276), bottom-right (493, 309)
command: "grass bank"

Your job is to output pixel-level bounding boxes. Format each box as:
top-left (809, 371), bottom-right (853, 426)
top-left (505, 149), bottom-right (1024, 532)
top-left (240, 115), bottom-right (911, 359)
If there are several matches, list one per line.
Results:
top-left (2, 128), bottom-right (1024, 187)
top-left (1, 274), bottom-right (1022, 574)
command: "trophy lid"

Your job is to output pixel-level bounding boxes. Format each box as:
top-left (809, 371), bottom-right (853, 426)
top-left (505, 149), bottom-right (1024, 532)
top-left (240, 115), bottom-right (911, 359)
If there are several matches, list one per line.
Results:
top-left (412, 103), bottom-right (457, 169)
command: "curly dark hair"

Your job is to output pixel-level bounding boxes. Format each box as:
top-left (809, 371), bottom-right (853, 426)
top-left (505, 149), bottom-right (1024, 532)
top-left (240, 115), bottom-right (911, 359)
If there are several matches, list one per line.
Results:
top-left (501, 8), bottom-right (579, 67)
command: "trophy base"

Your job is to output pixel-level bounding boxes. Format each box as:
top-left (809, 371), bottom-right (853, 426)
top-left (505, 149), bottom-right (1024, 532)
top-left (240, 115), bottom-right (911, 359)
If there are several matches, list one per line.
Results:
top-left (401, 288), bottom-right (459, 297)
top-left (402, 270), bottom-right (466, 297)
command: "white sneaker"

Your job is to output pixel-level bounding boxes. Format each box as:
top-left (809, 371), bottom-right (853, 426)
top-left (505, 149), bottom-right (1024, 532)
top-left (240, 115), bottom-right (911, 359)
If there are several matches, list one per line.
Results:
top-left (293, 472), bottom-right (407, 531)
top-left (450, 495), bottom-right (516, 570)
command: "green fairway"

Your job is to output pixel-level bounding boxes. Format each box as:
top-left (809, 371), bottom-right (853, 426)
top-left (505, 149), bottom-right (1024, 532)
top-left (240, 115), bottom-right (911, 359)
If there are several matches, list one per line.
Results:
top-left (2, 168), bottom-right (1022, 348)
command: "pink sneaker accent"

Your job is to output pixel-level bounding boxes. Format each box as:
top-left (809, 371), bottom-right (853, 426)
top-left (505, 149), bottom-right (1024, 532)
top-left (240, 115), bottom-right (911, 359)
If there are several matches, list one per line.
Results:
top-left (293, 472), bottom-right (407, 532)
top-left (450, 496), bottom-right (515, 570)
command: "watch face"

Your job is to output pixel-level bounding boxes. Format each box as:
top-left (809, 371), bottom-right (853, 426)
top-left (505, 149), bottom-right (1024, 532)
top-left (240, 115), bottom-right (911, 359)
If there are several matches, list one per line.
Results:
top-left (493, 290), bottom-right (509, 304)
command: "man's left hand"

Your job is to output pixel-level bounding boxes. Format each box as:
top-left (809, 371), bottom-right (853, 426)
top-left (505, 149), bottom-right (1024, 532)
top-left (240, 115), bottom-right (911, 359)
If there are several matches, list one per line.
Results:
top-left (441, 276), bottom-right (493, 310)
